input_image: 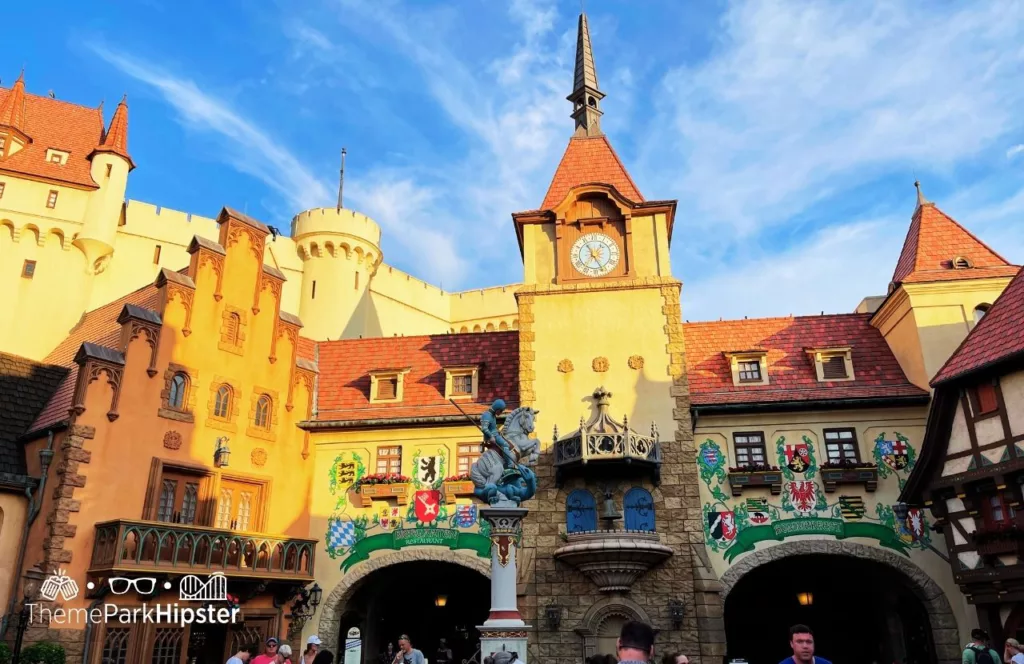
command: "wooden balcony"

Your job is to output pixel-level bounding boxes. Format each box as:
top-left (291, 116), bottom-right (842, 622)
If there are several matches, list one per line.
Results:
top-left (89, 519), bottom-right (316, 581)
top-left (821, 464), bottom-right (879, 493)
top-left (727, 468), bottom-right (784, 496)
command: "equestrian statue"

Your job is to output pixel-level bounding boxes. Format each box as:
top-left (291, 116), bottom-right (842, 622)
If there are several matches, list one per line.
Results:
top-left (449, 398), bottom-right (539, 506)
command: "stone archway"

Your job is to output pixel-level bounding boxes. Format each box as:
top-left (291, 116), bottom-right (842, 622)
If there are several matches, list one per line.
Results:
top-left (719, 540), bottom-right (960, 664)
top-left (317, 550), bottom-right (492, 653)
top-left (576, 597), bottom-right (653, 660)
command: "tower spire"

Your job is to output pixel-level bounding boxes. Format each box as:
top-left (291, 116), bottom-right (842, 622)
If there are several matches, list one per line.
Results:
top-left (337, 148), bottom-right (346, 212)
top-left (568, 12), bottom-right (605, 137)
top-left (914, 180), bottom-right (929, 208)
top-left (0, 70), bottom-right (28, 134)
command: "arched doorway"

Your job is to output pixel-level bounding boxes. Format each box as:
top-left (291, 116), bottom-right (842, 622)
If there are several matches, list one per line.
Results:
top-left (576, 598), bottom-right (653, 661)
top-left (720, 542), bottom-right (959, 664)
top-left (318, 551), bottom-right (491, 664)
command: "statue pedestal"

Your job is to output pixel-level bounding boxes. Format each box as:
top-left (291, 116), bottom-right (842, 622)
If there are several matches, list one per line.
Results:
top-left (478, 506), bottom-right (530, 663)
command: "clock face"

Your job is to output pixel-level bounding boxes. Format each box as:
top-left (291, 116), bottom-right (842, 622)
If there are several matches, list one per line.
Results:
top-left (570, 232), bottom-right (621, 277)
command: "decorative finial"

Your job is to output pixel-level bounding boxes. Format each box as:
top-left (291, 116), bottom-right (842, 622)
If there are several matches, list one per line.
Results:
top-left (569, 11), bottom-right (605, 137)
top-left (120, 93), bottom-right (128, 104)
top-left (914, 180), bottom-right (929, 207)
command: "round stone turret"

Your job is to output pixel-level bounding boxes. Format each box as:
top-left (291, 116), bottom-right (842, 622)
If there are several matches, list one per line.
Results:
top-left (292, 207), bottom-right (383, 340)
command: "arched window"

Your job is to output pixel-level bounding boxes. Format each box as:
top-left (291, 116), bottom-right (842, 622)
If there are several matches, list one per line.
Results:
top-left (624, 487), bottom-right (656, 532)
top-left (168, 373), bottom-right (188, 410)
top-left (214, 385), bottom-right (232, 419)
top-left (254, 395), bottom-right (272, 429)
top-left (974, 304), bottom-right (991, 326)
top-left (566, 490), bottom-right (597, 533)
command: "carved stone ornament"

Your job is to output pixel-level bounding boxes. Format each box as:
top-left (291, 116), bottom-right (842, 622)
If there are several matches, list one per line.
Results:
top-left (251, 448), bottom-right (268, 468)
top-left (557, 359), bottom-right (574, 373)
top-left (553, 530), bottom-right (673, 593)
top-left (163, 431), bottom-right (183, 450)
top-left (592, 356), bottom-right (609, 372)
top-left (628, 355), bottom-right (644, 370)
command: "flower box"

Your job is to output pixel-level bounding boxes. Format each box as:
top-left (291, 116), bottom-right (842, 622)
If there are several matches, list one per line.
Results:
top-left (349, 474), bottom-right (412, 508)
top-left (442, 479), bottom-right (476, 504)
top-left (973, 526), bottom-right (1024, 557)
top-left (820, 464), bottom-right (878, 493)
top-left (726, 468), bottom-right (783, 496)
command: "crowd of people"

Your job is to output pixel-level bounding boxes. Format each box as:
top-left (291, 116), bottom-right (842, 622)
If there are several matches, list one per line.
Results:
top-left (226, 634), bottom-right (331, 664)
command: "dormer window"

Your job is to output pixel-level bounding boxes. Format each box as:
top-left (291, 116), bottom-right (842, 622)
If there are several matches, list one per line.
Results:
top-left (724, 351), bottom-right (770, 387)
top-left (45, 149), bottom-right (69, 166)
top-left (952, 256), bottom-right (973, 269)
top-left (806, 347), bottom-right (855, 382)
top-left (445, 366), bottom-right (480, 400)
top-left (369, 368), bottom-right (410, 403)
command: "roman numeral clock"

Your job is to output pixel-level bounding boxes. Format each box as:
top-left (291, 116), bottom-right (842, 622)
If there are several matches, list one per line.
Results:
top-left (570, 232), bottom-right (621, 278)
top-left (553, 192), bottom-right (634, 283)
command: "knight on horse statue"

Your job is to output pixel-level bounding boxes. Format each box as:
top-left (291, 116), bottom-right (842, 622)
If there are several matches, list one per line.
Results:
top-left (480, 399), bottom-right (518, 473)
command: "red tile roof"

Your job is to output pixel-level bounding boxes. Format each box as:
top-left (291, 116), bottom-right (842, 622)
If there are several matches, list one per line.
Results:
top-left (684, 314), bottom-right (927, 407)
top-left (932, 266), bottom-right (1024, 385)
top-left (30, 285), bottom-right (161, 433)
top-left (891, 203), bottom-right (1018, 285)
top-left (0, 73), bottom-right (27, 133)
top-left (540, 135), bottom-right (643, 210)
top-left (0, 80), bottom-right (105, 189)
top-left (91, 95), bottom-right (133, 167)
top-left (314, 332), bottom-right (519, 422)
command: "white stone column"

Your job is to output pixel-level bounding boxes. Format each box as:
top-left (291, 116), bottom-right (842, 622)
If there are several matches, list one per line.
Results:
top-left (478, 506), bottom-right (530, 663)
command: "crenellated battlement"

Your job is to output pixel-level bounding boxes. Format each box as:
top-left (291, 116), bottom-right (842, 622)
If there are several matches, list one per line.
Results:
top-left (291, 207), bottom-right (382, 244)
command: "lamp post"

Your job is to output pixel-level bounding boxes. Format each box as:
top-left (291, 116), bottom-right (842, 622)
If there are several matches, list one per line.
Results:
top-left (12, 576), bottom-right (40, 664)
top-left (214, 436), bottom-right (231, 468)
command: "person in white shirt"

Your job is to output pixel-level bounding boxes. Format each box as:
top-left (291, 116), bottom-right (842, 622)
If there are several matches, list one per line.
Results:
top-left (1005, 638), bottom-right (1024, 664)
top-left (227, 644), bottom-right (255, 664)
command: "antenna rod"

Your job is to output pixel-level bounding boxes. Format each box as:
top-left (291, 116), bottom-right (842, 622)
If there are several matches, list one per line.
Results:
top-left (337, 148), bottom-right (347, 212)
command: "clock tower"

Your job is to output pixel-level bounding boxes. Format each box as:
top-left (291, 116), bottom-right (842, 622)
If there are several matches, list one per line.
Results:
top-left (512, 11), bottom-right (723, 662)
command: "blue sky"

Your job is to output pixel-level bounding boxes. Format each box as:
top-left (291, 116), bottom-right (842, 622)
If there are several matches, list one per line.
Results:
top-left (4, 0), bottom-right (1023, 321)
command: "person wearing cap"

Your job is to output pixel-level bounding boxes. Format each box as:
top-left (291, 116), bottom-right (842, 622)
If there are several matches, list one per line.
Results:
top-left (302, 635), bottom-right (322, 664)
top-left (278, 644), bottom-right (294, 664)
top-left (1005, 637), bottom-right (1024, 664)
top-left (252, 637), bottom-right (280, 664)
top-left (963, 629), bottom-right (1000, 664)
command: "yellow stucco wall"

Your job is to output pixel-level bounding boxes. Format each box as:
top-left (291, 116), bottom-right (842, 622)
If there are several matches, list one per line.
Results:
top-left (0, 492), bottom-right (28, 616)
top-left (695, 407), bottom-right (974, 645)
top-left (874, 279), bottom-right (1013, 389)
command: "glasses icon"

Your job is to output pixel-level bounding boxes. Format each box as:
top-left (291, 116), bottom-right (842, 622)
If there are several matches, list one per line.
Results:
top-left (109, 577), bottom-right (157, 595)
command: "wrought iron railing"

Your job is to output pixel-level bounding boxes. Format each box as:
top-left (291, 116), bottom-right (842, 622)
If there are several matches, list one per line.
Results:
top-left (89, 519), bottom-right (316, 579)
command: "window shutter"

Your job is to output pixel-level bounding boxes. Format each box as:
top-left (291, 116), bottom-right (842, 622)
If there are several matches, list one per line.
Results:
top-left (822, 355), bottom-right (848, 379)
top-left (975, 383), bottom-right (998, 414)
top-left (377, 377), bottom-right (397, 400)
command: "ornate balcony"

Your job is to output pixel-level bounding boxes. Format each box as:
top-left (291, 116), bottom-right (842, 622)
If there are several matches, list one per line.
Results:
top-left (89, 519), bottom-right (317, 581)
top-left (553, 530), bottom-right (673, 593)
top-left (727, 467), bottom-right (784, 496)
top-left (553, 387), bottom-right (661, 487)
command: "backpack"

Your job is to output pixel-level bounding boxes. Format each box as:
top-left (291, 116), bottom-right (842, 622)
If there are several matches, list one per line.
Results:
top-left (969, 645), bottom-right (996, 664)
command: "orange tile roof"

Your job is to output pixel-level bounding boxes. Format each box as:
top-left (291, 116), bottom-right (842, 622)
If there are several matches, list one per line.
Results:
top-left (91, 95), bottom-right (133, 167)
top-left (891, 203), bottom-right (1018, 285)
top-left (0, 81), bottom-right (105, 189)
top-left (932, 266), bottom-right (1024, 385)
top-left (540, 135), bottom-right (643, 210)
top-left (30, 284), bottom-right (161, 433)
top-left (314, 332), bottom-right (519, 422)
top-left (684, 314), bottom-right (927, 407)
top-left (0, 73), bottom-right (27, 133)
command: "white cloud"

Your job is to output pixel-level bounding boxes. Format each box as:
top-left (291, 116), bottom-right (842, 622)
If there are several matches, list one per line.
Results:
top-left (87, 43), bottom-right (332, 212)
top-left (1009, 144), bottom-right (1024, 159)
top-left (654, 0), bottom-right (1024, 237)
top-left (683, 219), bottom-right (904, 321)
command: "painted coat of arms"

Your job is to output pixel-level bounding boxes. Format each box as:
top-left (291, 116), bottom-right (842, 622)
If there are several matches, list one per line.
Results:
top-left (414, 490), bottom-right (442, 524)
top-left (377, 506), bottom-right (401, 530)
top-left (698, 440), bottom-right (727, 486)
top-left (745, 498), bottom-right (771, 525)
top-left (776, 436), bottom-right (818, 480)
top-left (454, 504), bottom-right (477, 528)
top-left (707, 510), bottom-right (738, 544)
top-left (873, 433), bottom-right (916, 482)
top-left (898, 507), bottom-right (928, 544)
top-left (782, 481), bottom-right (826, 515)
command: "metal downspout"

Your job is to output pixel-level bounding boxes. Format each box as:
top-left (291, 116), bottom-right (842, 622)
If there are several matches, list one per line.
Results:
top-left (0, 430), bottom-right (56, 638)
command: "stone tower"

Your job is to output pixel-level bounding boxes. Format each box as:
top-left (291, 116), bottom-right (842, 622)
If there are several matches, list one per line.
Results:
top-left (291, 207), bottom-right (383, 340)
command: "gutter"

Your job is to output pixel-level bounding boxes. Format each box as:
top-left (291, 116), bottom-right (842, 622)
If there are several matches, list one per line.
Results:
top-left (299, 412), bottom-right (505, 432)
top-left (691, 394), bottom-right (930, 418)
top-left (0, 429), bottom-right (56, 638)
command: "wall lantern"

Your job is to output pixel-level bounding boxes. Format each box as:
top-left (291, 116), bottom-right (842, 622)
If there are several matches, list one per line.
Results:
top-left (668, 599), bottom-right (685, 628)
top-left (214, 436), bottom-right (231, 468)
top-left (435, 595), bottom-right (448, 607)
top-left (796, 592), bottom-right (814, 606)
top-left (545, 603), bottom-right (561, 630)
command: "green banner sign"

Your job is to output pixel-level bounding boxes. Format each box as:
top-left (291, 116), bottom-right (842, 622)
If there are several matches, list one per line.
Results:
top-left (341, 529), bottom-right (492, 572)
top-left (722, 517), bottom-right (910, 563)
